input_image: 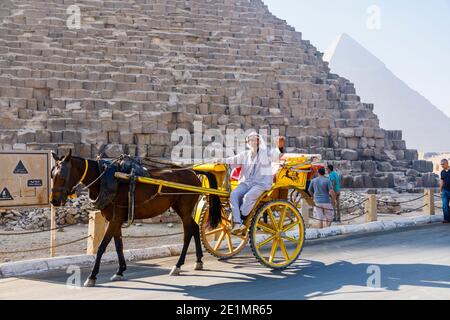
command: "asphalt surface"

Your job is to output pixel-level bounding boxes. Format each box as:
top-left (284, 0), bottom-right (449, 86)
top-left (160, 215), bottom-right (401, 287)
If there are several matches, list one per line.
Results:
top-left (1, 223), bottom-right (450, 300)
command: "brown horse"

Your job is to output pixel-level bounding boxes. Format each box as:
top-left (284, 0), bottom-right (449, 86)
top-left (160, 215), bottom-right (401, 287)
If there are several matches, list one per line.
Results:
top-left (50, 150), bottom-right (221, 287)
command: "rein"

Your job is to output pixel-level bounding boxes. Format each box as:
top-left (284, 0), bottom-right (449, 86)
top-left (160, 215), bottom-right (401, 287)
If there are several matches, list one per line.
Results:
top-left (51, 156), bottom-right (122, 202)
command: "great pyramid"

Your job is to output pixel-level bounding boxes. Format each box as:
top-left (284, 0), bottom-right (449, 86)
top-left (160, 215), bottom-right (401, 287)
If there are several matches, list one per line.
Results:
top-left (0, 0), bottom-right (437, 189)
top-left (325, 33), bottom-right (450, 153)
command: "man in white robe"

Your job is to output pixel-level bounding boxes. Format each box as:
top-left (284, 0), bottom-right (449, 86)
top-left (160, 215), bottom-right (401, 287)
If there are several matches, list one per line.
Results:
top-left (219, 132), bottom-right (281, 234)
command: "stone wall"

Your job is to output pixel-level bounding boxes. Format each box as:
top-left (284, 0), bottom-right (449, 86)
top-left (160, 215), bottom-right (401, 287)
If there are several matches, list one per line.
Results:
top-left (0, 0), bottom-right (438, 188)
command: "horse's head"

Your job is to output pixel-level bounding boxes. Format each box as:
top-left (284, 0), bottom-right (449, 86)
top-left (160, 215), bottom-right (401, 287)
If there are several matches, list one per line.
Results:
top-left (50, 149), bottom-right (79, 207)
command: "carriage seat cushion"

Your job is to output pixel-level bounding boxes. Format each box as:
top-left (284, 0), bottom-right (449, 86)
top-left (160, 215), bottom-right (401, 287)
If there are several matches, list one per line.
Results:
top-left (231, 167), bottom-right (241, 181)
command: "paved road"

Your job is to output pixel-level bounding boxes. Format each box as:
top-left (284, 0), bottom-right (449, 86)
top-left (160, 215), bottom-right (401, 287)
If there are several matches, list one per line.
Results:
top-left (1, 223), bottom-right (450, 300)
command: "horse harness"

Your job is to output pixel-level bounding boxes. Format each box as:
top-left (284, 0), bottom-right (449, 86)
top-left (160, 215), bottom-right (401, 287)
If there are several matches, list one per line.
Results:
top-left (54, 155), bottom-right (195, 229)
top-left (50, 159), bottom-right (89, 202)
top-left (92, 156), bottom-right (163, 228)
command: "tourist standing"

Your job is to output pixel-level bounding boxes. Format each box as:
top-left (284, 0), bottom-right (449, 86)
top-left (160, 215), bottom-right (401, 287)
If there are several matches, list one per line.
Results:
top-left (327, 164), bottom-right (341, 222)
top-left (440, 159), bottom-right (450, 223)
top-left (308, 167), bottom-right (335, 229)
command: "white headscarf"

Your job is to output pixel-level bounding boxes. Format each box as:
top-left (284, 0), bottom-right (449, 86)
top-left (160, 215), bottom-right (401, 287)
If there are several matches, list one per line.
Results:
top-left (245, 132), bottom-right (272, 178)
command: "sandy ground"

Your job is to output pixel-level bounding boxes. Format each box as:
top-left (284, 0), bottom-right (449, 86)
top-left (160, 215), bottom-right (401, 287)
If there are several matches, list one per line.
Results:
top-left (0, 192), bottom-right (444, 263)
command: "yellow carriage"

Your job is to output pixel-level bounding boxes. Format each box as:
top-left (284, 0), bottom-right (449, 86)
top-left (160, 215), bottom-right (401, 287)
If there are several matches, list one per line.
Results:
top-left (115, 154), bottom-right (323, 269)
top-left (193, 154), bottom-right (323, 269)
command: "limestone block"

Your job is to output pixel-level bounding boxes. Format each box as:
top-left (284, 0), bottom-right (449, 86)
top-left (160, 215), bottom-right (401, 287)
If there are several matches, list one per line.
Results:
top-left (151, 133), bottom-right (170, 146)
top-left (108, 131), bottom-right (120, 144)
top-left (104, 144), bottom-right (124, 158)
top-left (404, 149), bottom-right (419, 161)
top-left (374, 129), bottom-right (385, 139)
top-left (373, 176), bottom-right (389, 188)
top-left (118, 132), bottom-right (134, 145)
top-left (339, 128), bottom-right (354, 138)
top-left (377, 162), bottom-right (393, 172)
top-left (135, 134), bottom-right (150, 145)
top-left (118, 121), bottom-right (130, 133)
top-left (63, 131), bottom-right (81, 143)
top-left (147, 145), bottom-right (165, 157)
top-left (316, 118), bottom-right (331, 128)
top-left (375, 139), bottom-right (385, 149)
top-left (80, 132), bottom-right (97, 145)
top-left (72, 110), bottom-right (87, 121)
top-left (362, 148), bottom-right (375, 158)
top-left (392, 140), bottom-right (406, 150)
top-left (363, 175), bottom-right (374, 188)
top-left (347, 138), bottom-right (359, 149)
top-left (18, 108), bottom-right (33, 119)
top-left (136, 145), bottom-right (148, 157)
top-left (405, 169), bottom-right (419, 177)
top-left (47, 119), bottom-right (65, 131)
top-left (99, 109), bottom-right (113, 120)
top-left (17, 87), bottom-right (33, 99)
top-left (358, 137), bottom-right (368, 149)
top-left (101, 120), bottom-right (118, 132)
top-left (412, 160), bottom-right (433, 173)
top-left (362, 161), bottom-right (377, 175)
top-left (363, 127), bottom-right (375, 138)
top-left (422, 173), bottom-right (439, 188)
top-left (17, 131), bottom-right (35, 143)
top-left (123, 111), bottom-right (140, 122)
top-left (142, 121), bottom-right (158, 133)
top-left (36, 130), bottom-right (51, 143)
top-left (341, 149), bottom-right (358, 161)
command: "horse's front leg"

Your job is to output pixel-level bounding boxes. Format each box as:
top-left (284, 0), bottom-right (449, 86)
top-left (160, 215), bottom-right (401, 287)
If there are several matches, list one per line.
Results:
top-left (84, 221), bottom-right (118, 287)
top-left (110, 230), bottom-right (127, 282)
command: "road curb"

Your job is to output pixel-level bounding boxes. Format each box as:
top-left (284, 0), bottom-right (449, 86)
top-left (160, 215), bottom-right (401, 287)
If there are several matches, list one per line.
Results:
top-left (0, 215), bottom-right (444, 279)
top-left (303, 215), bottom-right (443, 241)
top-left (0, 243), bottom-right (195, 278)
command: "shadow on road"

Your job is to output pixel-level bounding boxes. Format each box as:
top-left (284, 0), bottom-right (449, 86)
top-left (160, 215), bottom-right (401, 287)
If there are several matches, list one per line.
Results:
top-left (17, 256), bottom-right (450, 299)
top-left (10, 224), bottom-right (450, 299)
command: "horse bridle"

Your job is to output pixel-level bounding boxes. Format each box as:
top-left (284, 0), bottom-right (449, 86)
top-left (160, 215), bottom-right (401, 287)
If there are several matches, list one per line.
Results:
top-left (50, 159), bottom-right (89, 202)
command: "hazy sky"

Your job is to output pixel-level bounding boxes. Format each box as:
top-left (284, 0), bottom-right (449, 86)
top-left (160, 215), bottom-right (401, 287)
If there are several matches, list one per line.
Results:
top-left (263, 0), bottom-right (450, 117)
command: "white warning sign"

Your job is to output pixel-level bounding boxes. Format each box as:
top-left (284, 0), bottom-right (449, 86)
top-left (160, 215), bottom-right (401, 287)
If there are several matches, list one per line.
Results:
top-left (0, 151), bottom-right (51, 209)
top-left (0, 188), bottom-right (13, 201)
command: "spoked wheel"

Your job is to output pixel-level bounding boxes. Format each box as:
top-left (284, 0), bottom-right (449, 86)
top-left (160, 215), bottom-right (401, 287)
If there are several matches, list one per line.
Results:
top-left (250, 200), bottom-right (305, 269)
top-left (198, 197), bottom-right (249, 259)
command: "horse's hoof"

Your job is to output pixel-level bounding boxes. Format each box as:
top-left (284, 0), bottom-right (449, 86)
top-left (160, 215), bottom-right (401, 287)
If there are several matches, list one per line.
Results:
top-left (110, 274), bottom-right (125, 282)
top-left (169, 266), bottom-right (181, 276)
top-left (194, 262), bottom-right (204, 271)
top-left (83, 278), bottom-right (96, 287)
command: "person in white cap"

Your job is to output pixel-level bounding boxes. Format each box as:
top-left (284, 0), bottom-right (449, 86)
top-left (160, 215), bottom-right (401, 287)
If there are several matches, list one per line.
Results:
top-left (219, 132), bottom-right (280, 234)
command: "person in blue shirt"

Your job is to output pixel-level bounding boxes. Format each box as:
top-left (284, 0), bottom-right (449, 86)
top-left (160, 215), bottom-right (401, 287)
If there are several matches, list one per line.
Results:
top-left (308, 168), bottom-right (335, 228)
top-left (327, 164), bottom-right (341, 222)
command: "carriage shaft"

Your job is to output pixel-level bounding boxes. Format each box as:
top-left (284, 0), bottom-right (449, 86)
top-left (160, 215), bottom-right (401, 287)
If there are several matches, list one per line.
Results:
top-left (114, 172), bottom-right (230, 197)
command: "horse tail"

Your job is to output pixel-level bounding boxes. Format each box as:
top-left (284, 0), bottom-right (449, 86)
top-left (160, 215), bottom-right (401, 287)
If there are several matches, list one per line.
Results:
top-left (194, 171), bottom-right (222, 229)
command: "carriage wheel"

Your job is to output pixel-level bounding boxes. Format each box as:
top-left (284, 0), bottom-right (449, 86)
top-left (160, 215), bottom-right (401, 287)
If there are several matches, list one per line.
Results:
top-left (198, 197), bottom-right (249, 259)
top-left (250, 200), bottom-right (305, 269)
